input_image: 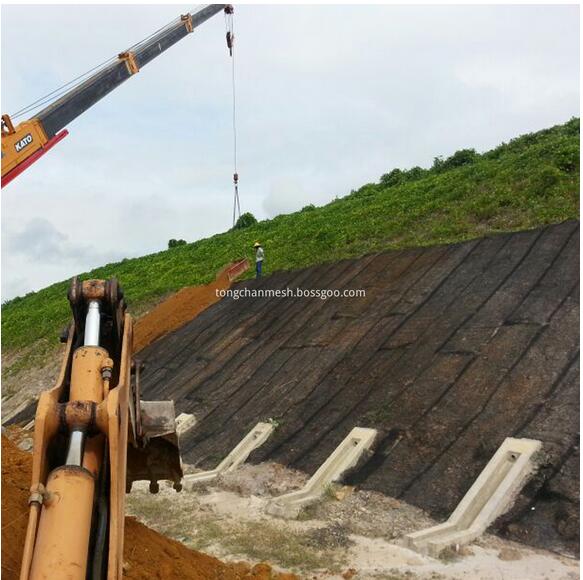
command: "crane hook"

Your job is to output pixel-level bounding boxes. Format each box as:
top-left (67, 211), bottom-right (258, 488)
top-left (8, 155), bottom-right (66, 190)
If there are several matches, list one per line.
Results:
top-left (226, 31), bottom-right (234, 57)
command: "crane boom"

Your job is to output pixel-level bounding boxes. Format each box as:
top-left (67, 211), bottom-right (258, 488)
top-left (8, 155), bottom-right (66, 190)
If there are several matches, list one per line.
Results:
top-left (1, 4), bottom-right (230, 187)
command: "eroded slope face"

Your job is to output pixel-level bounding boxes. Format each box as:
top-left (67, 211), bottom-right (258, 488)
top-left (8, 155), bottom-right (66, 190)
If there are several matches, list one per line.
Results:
top-left (139, 222), bottom-right (579, 554)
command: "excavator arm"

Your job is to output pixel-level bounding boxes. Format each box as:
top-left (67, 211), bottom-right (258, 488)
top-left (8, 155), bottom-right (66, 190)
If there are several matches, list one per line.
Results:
top-left (1, 4), bottom-right (231, 187)
top-left (19, 278), bottom-right (184, 580)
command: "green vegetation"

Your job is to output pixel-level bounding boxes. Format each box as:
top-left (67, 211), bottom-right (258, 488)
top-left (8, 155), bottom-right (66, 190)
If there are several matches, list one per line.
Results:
top-left (216, 520), bottom-right (346, 572)
top-left (2, 118), bottom-right (579, 356)
top-left (232, 211), bottom-right (258, 230)
top-left (168, 238), bottom-right (187, 249)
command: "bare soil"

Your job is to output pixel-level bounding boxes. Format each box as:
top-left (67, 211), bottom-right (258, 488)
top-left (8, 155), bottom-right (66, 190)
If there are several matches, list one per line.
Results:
top-left (133, 265), bottom-right (236, 353)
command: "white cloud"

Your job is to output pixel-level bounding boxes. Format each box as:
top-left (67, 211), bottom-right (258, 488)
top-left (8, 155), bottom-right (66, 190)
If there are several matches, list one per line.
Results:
top-left (263, 177), bottom-right (318, 217)
top-left (1, 218), bottom-right (127, 300)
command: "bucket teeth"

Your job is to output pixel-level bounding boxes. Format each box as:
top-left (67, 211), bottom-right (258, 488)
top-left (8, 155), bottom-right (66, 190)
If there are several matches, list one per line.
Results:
top-left (126, 400), bottom-right (183, 493)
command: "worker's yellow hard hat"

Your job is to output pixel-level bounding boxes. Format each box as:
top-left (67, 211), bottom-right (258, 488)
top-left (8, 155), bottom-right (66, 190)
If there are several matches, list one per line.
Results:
top-left (253, 242), bottom-right (261, 248)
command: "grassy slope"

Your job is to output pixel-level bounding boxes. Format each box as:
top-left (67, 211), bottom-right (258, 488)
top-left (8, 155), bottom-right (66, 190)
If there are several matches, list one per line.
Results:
top-left (2, 118), bottom-right (579, 356)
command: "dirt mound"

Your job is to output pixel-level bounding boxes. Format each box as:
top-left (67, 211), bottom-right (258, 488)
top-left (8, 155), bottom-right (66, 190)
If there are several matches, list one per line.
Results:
top-left (1, 436), bottom-right (294, 580)
top-left (134, 262), bottom-right (247, 353)
top-left (138, 221), bottom-right (579, 555)
top-left (2, 435), bottom-right (30, 579)
top-left (123, 517), bottom-right (293, 579)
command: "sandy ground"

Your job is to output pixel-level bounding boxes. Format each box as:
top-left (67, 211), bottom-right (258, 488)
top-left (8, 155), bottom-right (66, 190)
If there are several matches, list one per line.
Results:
top-left (1, 345), bottom-right (63, 423)
top-left (126, 462), bottom-right (580, 580)
top-left (133, 263), bottom-right (240, 352)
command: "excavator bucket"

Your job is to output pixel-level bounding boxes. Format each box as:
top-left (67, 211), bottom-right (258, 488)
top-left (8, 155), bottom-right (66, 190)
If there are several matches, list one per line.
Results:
top-left (126, 400), bottom-right (183, 493)
top-left (125, 359), bottom-right (183, 493)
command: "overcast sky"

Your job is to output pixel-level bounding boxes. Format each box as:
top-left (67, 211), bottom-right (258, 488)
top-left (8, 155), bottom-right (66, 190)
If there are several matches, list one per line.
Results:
top-left (1, 4), bottom-right (579, 300)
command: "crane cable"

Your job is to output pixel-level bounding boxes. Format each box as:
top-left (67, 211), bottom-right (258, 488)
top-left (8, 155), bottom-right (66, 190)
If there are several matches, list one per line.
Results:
top-left (225, 7), bottom-right (240, 227)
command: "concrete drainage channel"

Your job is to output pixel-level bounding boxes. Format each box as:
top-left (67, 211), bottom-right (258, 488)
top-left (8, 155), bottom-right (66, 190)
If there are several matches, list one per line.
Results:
top-left (404, 437), bottom-right (542, 557)
top-left (182, 424), bottom-right (378, 516)
top-left (265, 427), bottom-right (377, 518)
top-left (183, 422), bottom-right (275, 489)
top-left (177, 424), bottom-right (543, 559)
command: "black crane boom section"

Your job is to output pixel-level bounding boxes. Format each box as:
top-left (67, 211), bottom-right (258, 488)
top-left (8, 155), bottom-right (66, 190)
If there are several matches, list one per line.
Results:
top-left (35, 4), bottom-right (227, 138)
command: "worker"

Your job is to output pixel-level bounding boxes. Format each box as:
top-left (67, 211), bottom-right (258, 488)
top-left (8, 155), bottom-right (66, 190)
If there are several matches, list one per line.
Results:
top-left (254, 242), bottom-right (264, 278)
